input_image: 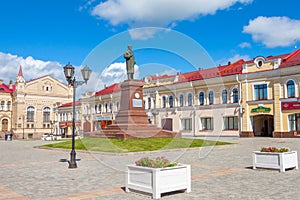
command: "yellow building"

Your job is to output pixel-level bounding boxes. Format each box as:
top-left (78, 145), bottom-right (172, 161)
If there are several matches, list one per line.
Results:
top-left (71, 49), bottom-right (300, 138)
top-left (0, 66), bottom-right (73, 139)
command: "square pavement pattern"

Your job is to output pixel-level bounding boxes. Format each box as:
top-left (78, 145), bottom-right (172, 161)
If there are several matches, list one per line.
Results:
top-left (0, 137), bottom-right (300, 200)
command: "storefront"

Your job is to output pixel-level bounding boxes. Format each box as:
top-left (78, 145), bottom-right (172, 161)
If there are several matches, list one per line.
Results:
top-left (93, 115), bottom-right (113, 131)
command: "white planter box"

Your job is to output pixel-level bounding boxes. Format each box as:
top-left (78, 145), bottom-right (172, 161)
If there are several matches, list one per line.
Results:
top-left (253, 151), bottom-right (298, 172)
top-left (125, 164), bottom-right (191, 199)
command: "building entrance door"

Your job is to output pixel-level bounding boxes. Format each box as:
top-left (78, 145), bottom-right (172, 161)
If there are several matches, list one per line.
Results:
top-left (252, 115), bottom-right (274, 137)
top-left (1, 119), bottom-right (8, 131)
top-left (161, 118), bottom-right (173, 131)
top-left (295, 114), bottom-right (300, 134)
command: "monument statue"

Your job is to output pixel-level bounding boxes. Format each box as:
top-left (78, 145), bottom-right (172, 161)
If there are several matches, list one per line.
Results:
top-left (124, 45), bottom-right (135, 80)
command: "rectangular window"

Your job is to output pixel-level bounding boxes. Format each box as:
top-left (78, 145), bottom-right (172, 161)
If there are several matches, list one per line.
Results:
top-left (224, 116), bottom-right (238, 130)
top-left (254, 84), bottom-right (268, 100)
top-left (200, 117), bottom-right (213, 130)
top-left (181, 118), bottom-right (192, 131)
top-left (288, 114), bottom-right (296, 131)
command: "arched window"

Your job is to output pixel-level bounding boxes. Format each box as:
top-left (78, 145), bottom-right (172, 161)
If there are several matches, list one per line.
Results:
top-left (105, 103), bottom-right (108, 113)
top-left (98, 104), bottom-right (102, 113)
top-left (169, 95), bottom-right (174, 108)
top-left (162, 96), bottom-right (167, 108)
top-left (222, 89), bottom-right (228, 104)
top-left (94, 105), bottom-right (97, 113)
top-left (43, 107), bottom-right (51, 122)
top-left (109, 103), bottom-right (113, 113)
top-left (199, 92), bottom-right (204, 105)
top-left (287, 80), bottom-right (295, 98)
top-left (209, 91), bottom-right (214, 105)
top-left (27, 106), bottom-right (35, 122)
top-left (116, 102), bottom-right (119, 111)
top-left (232, 88), bottom-right (239, 103)
top-left (0, 101), bottom-right (4, 110)
top-left (179, 94), bottom-right (184, 107)
top-left (148, 97), bottom-right (151, 109)
top-left (188, 93), bottom-right (193, 106)
top-left (7, 101), bottom-right (11, 111)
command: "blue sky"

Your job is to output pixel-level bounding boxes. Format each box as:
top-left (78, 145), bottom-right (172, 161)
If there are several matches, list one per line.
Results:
top-left (1, 0), bottom-right (300, 94)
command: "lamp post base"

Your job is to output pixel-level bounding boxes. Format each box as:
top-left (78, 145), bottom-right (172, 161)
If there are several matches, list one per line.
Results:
top-left (68, 150), bottom-right (77, 168)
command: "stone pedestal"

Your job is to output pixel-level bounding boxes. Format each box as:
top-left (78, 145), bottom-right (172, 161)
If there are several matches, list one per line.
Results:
top-left (115, 80), bottom-right (149, 125)
top-left (88, 80), bottom-right (180, 139)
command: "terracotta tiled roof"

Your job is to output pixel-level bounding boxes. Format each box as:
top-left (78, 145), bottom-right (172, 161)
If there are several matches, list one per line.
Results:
top-left (176, 59), bottom-right (243, 83)
top-left (0, 83), bottom-right (15, 93)
top-left (280, 49), bottom-right (300, 68)
top-left (58, 101), bottom-right (81, 108)
top-left (95, 83), bottom-right (121, 96)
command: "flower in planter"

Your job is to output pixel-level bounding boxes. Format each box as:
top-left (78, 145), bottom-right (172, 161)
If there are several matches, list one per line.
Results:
top-left (135, 157), bottom-right (178, 168)
top-left (260, 147), bottom-right (289, 153)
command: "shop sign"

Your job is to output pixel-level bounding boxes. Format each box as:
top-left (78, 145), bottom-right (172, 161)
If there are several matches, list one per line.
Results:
top-left (94, 116), bottom-right (113, 121)
top-left (281, 102), bottom-right (300, 110)
top-left (251, 106), bottom-right (271, 112)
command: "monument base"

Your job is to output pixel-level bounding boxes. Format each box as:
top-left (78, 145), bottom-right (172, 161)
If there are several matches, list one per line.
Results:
top-left (87, 124), bottom-right (181, 139)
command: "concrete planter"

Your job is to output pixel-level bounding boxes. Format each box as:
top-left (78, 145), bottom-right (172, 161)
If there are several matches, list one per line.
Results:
top-left (253, 151), bottom-right (298, 172)
top-left (125, 164), bottom-right (191, 199)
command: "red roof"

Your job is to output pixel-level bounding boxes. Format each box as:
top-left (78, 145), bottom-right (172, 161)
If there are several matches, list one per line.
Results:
top-left (0, 83), bottom-right (15, 93)
top-left (95, 83), bottom-right (121, 96)
top-left (58, 101), bottom-right (81, 108)
top-left (176, 59), bottom-right (243, 83)
top-left (280, 49), bottom-right (300, 68)
top-left (92, 50), bottom-right (300, 96)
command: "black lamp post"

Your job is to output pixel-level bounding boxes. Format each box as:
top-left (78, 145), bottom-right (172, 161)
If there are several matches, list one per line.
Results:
top-left (63, 62), bottom-right (91, 168)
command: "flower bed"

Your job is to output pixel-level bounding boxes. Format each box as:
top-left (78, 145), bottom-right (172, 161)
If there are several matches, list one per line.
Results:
top-left (253, 147), bottom-right (298, 172)
top-left (125, 157), bottom-right (191, 199)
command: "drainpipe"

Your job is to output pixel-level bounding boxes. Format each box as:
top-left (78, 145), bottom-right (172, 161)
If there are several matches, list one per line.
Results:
top-left (236, 74), bottom-right (243, 137)
top-left (190, 82), bottom-right (196, 137)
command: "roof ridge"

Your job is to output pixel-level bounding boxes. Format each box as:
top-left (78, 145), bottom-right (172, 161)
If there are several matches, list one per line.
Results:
top-left (283, 49), bottom-right (300, 61)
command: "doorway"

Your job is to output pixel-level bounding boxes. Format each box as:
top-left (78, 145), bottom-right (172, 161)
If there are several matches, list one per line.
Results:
top-left (252, 115), bottom-right (274, 137)
top-left (161, 118), bottom-right (173, 131)
top-left (1, 119), bottom-right (8, 131)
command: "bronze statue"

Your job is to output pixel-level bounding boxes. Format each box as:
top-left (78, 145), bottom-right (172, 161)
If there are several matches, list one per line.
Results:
top-left (124, 45), bottom-right (135, 80)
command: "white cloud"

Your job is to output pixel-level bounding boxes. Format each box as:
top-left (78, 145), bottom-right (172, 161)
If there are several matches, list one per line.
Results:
top-left (0, 52), bottom-right (65, 83)
top-left (92, 0), bottom-right (253, 39)
top-left (98, 62), bottom-right (139, 87)
top-left (239, 42), bottom-right (251, 48)
top-left (217, 54), bottom-right (250, 65)
top-left (243, 16), bottom-right (300, 48)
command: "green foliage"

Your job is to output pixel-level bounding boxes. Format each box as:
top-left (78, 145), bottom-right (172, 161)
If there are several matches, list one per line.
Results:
top-left (42, 138), bottom-right (231, 153)
top-left (135, 157), bottom-right (178, 168)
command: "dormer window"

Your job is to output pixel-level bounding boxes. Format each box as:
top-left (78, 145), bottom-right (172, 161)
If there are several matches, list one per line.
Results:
top-left (43, 82), bottom-right (52, 92)
top-left (254, 57), bottom-right (265, 68)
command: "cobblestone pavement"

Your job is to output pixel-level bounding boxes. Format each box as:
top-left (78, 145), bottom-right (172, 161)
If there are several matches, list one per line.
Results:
top-left (0, 137), bottom-right (299, 200)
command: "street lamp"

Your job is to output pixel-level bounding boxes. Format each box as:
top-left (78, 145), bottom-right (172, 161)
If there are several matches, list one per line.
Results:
top-left (63, 62), bottom-right (91, 169)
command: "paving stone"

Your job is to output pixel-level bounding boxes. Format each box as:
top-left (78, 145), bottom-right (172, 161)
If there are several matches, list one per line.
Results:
top-left (0, 137), bottom-right (299, 199)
